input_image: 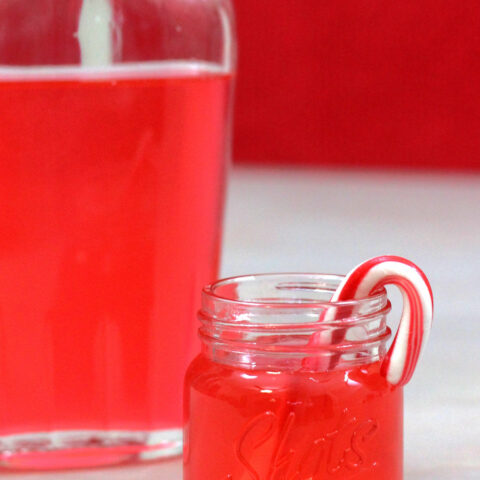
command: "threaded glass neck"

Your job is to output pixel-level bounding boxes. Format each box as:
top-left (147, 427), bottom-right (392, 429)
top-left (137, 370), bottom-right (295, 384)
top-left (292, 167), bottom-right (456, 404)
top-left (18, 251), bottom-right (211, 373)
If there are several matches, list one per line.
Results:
top-left (199, 274), bottom-right (391, 371)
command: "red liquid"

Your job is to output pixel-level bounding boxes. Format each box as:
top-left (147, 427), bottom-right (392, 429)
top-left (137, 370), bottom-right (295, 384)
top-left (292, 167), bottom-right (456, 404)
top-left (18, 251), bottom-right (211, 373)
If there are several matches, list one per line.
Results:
top-left (185, 355), bottom-right (403, 480)
top-left (0, 64), bottom-right (231, 462)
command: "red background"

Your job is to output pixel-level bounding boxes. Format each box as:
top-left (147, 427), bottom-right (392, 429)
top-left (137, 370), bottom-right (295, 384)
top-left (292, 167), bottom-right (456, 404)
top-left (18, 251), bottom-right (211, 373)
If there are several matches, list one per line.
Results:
top-left (233, 1), bottom-right (480, 170)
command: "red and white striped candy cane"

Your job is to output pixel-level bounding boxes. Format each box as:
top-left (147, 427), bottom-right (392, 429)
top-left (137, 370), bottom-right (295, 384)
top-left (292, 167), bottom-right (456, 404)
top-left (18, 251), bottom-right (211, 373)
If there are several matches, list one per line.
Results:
top-left (332, 255), bottom-right (433, 386)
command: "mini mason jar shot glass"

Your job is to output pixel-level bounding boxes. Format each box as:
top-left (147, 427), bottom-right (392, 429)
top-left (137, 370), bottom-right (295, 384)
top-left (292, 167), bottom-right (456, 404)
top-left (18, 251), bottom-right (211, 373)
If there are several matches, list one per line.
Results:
top-left (184, 256), bottom-right (433, 480)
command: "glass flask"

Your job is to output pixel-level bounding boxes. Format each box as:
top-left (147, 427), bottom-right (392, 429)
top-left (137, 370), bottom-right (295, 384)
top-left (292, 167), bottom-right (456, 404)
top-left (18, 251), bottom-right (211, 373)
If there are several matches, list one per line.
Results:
top-left (0, 0), bottom-right (235, 470)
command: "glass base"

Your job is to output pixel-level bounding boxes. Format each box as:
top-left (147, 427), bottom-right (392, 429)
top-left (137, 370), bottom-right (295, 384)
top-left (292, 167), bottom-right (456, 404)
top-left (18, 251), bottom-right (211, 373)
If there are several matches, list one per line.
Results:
top-left (0, 429), bottom-right (182, 471)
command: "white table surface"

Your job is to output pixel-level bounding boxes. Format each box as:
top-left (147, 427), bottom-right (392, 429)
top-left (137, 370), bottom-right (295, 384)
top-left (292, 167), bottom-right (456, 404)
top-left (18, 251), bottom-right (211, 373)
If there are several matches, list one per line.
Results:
top-left (7, 166), bottom-right (480, 479)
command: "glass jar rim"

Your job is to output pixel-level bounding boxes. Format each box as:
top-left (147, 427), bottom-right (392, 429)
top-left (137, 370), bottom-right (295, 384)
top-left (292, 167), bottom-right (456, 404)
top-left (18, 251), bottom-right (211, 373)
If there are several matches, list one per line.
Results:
top-left (199, 273), bottom-right (391, 369)
top-left (203, 272), bottom-right (387, 310)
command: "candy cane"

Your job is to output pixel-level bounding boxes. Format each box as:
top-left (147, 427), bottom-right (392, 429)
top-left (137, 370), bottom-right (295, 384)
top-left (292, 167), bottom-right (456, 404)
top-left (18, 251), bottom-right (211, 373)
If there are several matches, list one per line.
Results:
top-left (331, 256), bottom-right (433, 386)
